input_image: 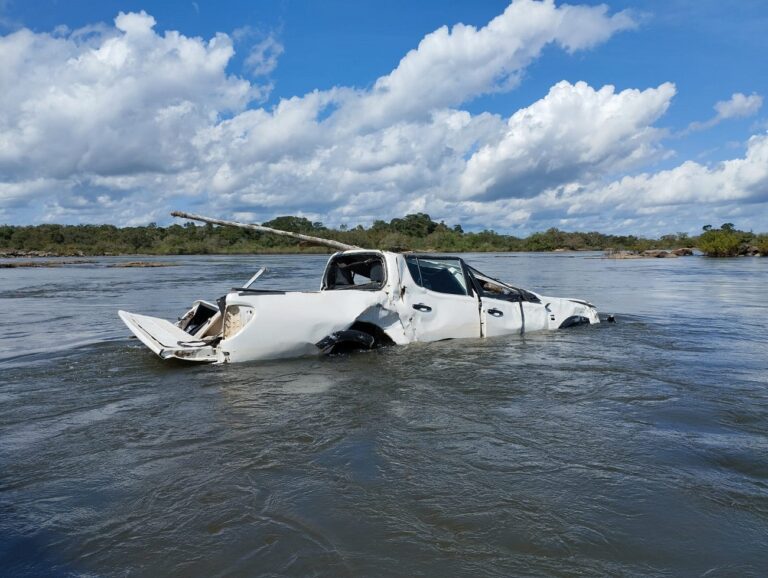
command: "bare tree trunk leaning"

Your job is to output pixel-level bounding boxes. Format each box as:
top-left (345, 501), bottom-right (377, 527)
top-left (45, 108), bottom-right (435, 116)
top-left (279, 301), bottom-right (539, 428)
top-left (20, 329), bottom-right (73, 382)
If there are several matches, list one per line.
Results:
top-left (171, 211), bottom-right (359, 251)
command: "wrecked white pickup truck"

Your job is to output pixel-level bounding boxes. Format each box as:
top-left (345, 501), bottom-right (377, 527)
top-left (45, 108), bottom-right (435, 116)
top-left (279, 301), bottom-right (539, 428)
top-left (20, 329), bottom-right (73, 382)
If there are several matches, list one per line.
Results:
top-left (119, 213), bottom-right (599, 363)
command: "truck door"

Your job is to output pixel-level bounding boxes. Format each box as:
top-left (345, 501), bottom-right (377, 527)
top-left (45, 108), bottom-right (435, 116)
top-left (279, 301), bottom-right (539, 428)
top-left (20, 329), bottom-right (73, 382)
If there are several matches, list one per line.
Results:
top-left (479, 295), bottom-right (525, 337)
top-left (401, 256), bottom-right (481, 341)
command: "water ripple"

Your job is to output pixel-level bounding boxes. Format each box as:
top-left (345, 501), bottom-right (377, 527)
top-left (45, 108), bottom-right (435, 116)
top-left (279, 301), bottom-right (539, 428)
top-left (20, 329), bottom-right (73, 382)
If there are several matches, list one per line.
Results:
top-left (1, 254), bottom-right (767, 576)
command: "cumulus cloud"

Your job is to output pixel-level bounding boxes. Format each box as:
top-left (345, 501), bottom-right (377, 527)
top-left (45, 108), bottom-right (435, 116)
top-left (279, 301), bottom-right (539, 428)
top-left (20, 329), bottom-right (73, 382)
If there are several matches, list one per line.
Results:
top-left (446, 131), bottom-right (768, 235)
top-left (574, 132), bottom-right (768, 210)
top-left (0, 1), bottom-right (640, 226)
top-left (715, 92), bottom-right (763, 119)
top-left (1, 2), bottom-right (765, 234)
top-left (0, 10), bottom-right (258, 188)
top-left (334, 0), bottom-right (636, 129)
top-left (686, 92), bottom-right (763, 133)
top-left (459, 81), bottom-right (676, 200)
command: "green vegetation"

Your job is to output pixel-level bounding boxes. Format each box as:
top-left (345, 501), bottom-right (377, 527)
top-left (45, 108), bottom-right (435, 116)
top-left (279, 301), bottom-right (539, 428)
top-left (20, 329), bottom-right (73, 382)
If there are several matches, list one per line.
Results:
top-left (755, 234), bottom-right (768, 255)
top-left (0, 215), bottom-right (764, 256)
top-left (697, 223), bottom-right (764, 257)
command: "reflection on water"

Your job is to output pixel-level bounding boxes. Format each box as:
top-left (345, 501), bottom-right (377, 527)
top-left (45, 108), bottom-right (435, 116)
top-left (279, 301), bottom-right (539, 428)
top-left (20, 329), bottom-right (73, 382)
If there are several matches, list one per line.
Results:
top-left (1, 253), bottom-right (767, 576)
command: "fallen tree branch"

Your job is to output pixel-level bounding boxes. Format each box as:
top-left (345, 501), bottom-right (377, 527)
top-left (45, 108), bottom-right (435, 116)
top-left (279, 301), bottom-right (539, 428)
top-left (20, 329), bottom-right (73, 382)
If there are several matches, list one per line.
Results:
top-left (170, 211), bottom-right (359, 251)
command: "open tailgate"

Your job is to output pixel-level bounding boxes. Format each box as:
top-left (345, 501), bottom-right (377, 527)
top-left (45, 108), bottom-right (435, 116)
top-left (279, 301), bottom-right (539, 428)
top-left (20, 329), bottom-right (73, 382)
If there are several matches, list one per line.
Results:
top-left (118, 310), bottom-right (217, 362)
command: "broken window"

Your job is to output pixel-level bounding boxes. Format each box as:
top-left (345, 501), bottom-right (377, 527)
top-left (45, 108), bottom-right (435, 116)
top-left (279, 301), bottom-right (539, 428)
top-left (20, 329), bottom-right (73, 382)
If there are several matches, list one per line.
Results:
top-left (324, 253), bottom-right (386, 290)
top-left (405, 256), bottom-right (470, 296)
top-left (466, 266), bottom-right (540, 303)
top-left (177, 300), bottom-right (223, 339)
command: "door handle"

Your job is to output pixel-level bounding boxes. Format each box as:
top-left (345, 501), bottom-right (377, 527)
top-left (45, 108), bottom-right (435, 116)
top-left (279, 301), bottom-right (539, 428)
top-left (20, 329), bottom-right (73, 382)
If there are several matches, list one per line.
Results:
top-left (488, 308), bottom-right (503, 317)
top-left (413, 303), bottom-right (432, 312)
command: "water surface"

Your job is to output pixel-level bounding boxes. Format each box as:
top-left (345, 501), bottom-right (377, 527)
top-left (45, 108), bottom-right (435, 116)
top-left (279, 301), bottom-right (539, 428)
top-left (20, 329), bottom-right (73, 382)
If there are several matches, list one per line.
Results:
top-left (1, 253), bottom-right (767, 576)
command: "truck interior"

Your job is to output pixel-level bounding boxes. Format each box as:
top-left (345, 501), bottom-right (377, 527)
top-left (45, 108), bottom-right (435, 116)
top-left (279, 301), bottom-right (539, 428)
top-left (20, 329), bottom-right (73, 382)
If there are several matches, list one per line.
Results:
top-left (466, 266), bottom-right (541, 303)
top-left (323, 253), bottom-right (386, 290)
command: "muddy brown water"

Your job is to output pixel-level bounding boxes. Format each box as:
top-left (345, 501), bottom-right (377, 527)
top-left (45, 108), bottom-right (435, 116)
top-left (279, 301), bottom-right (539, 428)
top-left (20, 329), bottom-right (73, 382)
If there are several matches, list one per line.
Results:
top-left (1, 253), bottom-right (767, 576)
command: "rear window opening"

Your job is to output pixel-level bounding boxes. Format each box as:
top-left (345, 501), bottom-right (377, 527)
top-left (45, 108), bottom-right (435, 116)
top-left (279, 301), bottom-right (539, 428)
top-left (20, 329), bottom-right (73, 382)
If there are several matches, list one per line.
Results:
top-left (177, 300), bottom-right (223, 338)
top-left (324, 253), bottom-right (386, 290)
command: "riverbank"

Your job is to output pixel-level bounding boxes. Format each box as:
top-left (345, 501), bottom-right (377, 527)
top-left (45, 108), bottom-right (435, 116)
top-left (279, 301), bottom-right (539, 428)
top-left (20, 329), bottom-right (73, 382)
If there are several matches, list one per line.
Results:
top-left (0, 257), bottom-right (177, 268)
top-left (2, 219), bottom-right (766, 257)
top-left (0, 217), bottom-right (701, 256)
top-left (3, 248), bottom-right (766, 264)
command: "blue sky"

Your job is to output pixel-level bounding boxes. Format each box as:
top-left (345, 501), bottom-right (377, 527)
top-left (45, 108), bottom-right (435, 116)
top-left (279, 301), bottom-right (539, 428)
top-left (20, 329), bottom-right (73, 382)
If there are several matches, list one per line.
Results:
top-left (1, 0), bottom-right (767, 235)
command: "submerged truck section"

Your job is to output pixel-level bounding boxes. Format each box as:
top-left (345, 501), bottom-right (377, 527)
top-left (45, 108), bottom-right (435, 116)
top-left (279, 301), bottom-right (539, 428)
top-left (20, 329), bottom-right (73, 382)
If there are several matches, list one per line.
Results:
top-left (119, 249), bottom-right (600, 364)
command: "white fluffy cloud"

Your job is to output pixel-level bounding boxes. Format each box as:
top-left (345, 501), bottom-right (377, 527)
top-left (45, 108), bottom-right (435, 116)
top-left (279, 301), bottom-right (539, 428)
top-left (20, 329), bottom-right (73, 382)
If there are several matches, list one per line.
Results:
top-left (715, 92), bottom-right (763, 120)
top-left (686, 92), bottom-right (763, 133)
top-left (333, 0), bottom-right (636, 129)
top-left (0, 1), bottom-right (766, 234)
top-left (576, 132), bottom-right (768, 210)
top-left (440, 131), bottom-right (768, 235)
top-left (459, 81), bottom-right (676, 200)
top-left (0, 10), bottom-right (255, 184)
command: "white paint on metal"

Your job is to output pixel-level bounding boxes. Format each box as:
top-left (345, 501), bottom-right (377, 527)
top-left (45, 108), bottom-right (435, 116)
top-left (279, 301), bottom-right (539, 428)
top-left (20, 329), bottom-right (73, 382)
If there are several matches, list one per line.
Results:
top-left (119, 249), bottom-right (600, 364)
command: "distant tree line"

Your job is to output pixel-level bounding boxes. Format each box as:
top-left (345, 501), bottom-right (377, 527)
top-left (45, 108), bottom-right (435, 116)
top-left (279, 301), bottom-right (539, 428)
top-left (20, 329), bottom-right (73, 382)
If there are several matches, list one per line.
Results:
top-left (0, 214), bottom-right (766, 257)
top-left (697, 223), bottom-right (768, 257)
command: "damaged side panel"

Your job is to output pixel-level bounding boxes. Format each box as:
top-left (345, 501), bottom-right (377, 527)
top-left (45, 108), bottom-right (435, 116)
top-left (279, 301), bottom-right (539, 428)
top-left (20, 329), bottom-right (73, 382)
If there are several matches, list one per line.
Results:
top-left (218, 290), bottom-right (395, 363)
top-left (542, 297), bottom-right (600, 329)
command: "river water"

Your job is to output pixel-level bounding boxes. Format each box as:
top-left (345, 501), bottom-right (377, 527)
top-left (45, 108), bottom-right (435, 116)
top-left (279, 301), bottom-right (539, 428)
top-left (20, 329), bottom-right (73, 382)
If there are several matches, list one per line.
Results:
top-left (1, 253), bottom-right (766, 577)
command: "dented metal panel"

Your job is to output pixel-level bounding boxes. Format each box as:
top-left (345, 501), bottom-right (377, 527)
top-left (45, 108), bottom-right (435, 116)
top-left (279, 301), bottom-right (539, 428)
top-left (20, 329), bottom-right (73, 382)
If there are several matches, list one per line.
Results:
top-left (218, 290), bottom-right (388, 362)
top-left (118, 310), bottom-right (217, 362)
top-left (118, 248), bottom-right (600, 364)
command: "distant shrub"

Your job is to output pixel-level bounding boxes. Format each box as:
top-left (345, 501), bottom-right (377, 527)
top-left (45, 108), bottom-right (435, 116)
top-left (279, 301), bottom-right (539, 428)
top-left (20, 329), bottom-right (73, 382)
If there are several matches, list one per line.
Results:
top-left (697, 224), bottom-right (749, 257)
top-left (754, 234), bottom-right (768, 256)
